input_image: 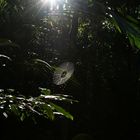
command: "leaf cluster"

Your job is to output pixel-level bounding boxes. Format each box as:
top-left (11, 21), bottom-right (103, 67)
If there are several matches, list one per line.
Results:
top-left (0, 88), bottom-right (75, 121)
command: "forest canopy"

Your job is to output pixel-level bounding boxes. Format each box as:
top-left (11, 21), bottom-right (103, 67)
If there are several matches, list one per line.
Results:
top-left (0, 1), bottom-right (140, 139)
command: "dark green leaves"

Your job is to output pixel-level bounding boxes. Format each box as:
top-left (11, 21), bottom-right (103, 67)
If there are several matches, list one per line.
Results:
top-left (111, 12), bottom-right (140, 49)
top-left (39, 88), bottom-right (51, 95)
top-left (0, 0), bottom-right (7, 13)
top-left (0, 88), bottom-right (75, 121)
top-left (41, 104), bottom-right (54, 120)
top-left (50, 103), bottom-right (74, 120)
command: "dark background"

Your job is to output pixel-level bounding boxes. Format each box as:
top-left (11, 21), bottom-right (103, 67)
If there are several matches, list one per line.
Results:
top-left (0, 0), bottom-right (139, 139)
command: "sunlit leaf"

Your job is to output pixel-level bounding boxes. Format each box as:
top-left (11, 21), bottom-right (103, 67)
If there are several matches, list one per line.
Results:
top-left (40, 94), bottom-right (76, 103)
top-left (0, 54), bottom-right (12, 61)
top-left (0, 91), bottom-right (75, 121)
top-left (24, 104), bottom-right (41, 116)
top-left (50, 103), bottom-right (73, 120)
top-left (39, 88), bottom-right (51, 95)
top-left (3, 112), bottom-right (8, 118)
top-left (33, 59), bottom-right (52, 71)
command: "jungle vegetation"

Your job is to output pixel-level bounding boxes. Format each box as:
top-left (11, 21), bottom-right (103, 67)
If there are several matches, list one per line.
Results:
top-left (0, 0), bottom-right (140, 139)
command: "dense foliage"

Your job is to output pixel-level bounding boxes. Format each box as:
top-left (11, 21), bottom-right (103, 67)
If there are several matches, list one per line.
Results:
top-left (0, 0), bottom-right (140, 139)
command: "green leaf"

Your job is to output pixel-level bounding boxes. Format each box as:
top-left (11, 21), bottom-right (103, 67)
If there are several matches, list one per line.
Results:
top-left (20, 113), bottom-right (26, 121)
top-left (50, 103), bottom-right (73, 120)
top-left (25, 104), bottom-right (41, 116)
top-left (128, 33), bottom-right (140, 49)
top-left (39, 88), bottom-right (51, 95)
top-left (126, 15), bottom-right (139, 24)
top-left (0, 54), bottom-right (12, 61)
top-left (33, 59), bottom-right (53, 71)
top-left (3, 112), bottom-right (8, 118)
top-left (40, 94), bottom-right (76, 103)
top-left (42, 104), bottom-right (54, 120)
top-left (0, 0), bottom-right (7, 12)
top-left (111, 12), bottom-right (140, 49)
top-left (111, 17), bottom-right (122, 33)
top-left (10, 104), bottom-right (20, 116)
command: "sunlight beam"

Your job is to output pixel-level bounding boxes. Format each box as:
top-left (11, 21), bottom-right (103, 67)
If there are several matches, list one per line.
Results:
top-left (41, 0), bottom-right (64, 10)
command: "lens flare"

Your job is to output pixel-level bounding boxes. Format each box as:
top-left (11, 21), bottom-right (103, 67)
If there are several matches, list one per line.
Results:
top-left (41, 0), bottom-right (59, 10)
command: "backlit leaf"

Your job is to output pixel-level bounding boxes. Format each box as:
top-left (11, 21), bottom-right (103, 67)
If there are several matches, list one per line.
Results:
top-left (50, 103), bottom-right (73, 120)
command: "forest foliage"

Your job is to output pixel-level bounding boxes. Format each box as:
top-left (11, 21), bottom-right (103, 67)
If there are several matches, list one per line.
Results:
top-left (0, 0), bottom-right (140, 122)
